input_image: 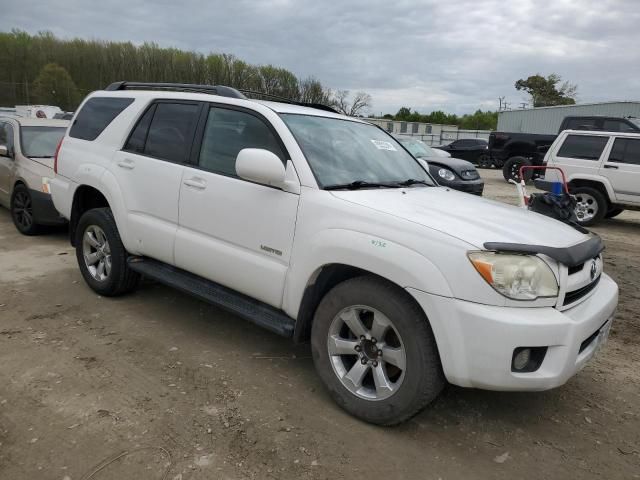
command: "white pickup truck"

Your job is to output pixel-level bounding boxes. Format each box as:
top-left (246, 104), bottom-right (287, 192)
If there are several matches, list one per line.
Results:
top-left (50, 82), bottom-right (618, 425)
top-left (542, 129), bottom-right (640, 225)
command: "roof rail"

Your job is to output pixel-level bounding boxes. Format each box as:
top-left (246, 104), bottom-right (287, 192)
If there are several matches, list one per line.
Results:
top-left (104, 81), bottom-right (247, 99)
top-left (239, 89), bottom-right (339, 114)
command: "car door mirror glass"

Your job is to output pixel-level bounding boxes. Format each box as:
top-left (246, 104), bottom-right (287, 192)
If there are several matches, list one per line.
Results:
top-left (0, 145), bottom-right (8, 157)
top-left (236, 148), bottom-right (286, 188)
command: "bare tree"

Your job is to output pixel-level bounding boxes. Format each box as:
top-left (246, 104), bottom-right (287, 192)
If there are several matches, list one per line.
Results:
top-left (331, 90), bottom-right (372, 116)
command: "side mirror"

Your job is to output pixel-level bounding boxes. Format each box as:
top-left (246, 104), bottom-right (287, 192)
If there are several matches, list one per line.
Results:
top-left (0, 145), bottom-right (8, 157)
top-left (417, 158), bottom-right (430, 170)
top-left (236, 148), bottom-right (286, 188)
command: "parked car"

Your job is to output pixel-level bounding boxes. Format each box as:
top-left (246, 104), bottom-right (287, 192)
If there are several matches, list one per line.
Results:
top-left (396, 137), bottom-right (484, 195)
top-left (51, 82), bottom-right (618, 426)
top-left (433, 138), bottom-right (492, 167)
top-left (490, 116), bottom-right (640, 182)
top-left (0, 116), bottom-right (69, 234)
top-left (542, 129), bottom-right (640, 226)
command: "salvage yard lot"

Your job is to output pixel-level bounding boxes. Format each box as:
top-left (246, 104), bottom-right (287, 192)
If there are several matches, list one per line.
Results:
top-left (0, 169), bottom-right (638, 480)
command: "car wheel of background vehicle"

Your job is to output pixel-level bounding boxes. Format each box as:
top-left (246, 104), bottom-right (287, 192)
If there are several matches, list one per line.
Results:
top-left (75, 207), bottom-right (140, 296)
top-left (502, 156), bottom-right (532, 182)
top-left (572, 187), bottom-right (607, 226)
top-left (10, 184), bottom-right (41, 235)
top-left (605, 207), bottom-right (624, 219)
top-left (311, 275), bottom-right (444, 426)
top-left (477, 153), bottom-right (492, 169)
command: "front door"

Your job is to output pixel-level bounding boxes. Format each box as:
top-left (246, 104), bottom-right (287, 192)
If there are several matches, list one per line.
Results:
top-left (0, 122), bottom-right (16, 205)
top-left (602, 137), bottom-right (640, 205)
top-left (111, 100), bottom-right (202, 264)
top-left (175, 105), bottom-right (299, 308)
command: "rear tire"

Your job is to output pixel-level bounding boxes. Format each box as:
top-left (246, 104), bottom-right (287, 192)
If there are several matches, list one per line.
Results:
top-left (10, 184), bottom-right (41, 235)
top-left (502, 156), bottom-right (532, 182)
top-left (311, 276), bottom-right (444, 426)
top-left (477, 153), bottom-right (492, 169)
top-left (605, 207), bottom-right (624, 219)
top-left (75, 208), bottom-right (140, 296)
top-left (572, 186), bottom-right (607, 226)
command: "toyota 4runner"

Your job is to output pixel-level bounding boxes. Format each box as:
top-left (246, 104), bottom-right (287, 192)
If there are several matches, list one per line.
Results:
top-left (50, 82), bottom-right (619, 425)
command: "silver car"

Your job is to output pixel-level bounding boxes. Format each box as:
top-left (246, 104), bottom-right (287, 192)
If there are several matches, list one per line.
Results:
top-left (0, 116), bottom-right (69, 234)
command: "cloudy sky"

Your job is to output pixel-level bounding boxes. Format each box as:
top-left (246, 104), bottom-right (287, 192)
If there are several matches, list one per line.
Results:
top-left (2, 0), bottom-right (639, 114)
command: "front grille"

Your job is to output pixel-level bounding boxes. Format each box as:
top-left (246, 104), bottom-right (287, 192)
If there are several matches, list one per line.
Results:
top-left (563, 275), bottom-right (600, 306)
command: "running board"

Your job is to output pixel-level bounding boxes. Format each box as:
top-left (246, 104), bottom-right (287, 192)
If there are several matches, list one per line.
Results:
top-left (127, 257), bottom-right (295, 338)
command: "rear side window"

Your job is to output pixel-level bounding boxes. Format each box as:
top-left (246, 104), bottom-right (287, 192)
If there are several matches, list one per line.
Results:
top-left (565, 118), bottom-right (597, 130)
top-left (609, 138), bottom-right (640, 165)
top-left (198, 107), bottom-right (285, 178)
top-left (144, 103), bottom-right (200, 163)
top-left (69, 97), bottom-right (134, 141)
top-left (556, 135), bottom-right (608, 161)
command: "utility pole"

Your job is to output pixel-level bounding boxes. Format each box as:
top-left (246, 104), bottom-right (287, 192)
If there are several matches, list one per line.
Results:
top-left (498, 96), bottom-right (506, 111)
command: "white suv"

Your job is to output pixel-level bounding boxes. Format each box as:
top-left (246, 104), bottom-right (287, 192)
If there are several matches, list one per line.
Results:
top-left (51, 82), bottom-right (618, 425)
top-left (543, 130), bottom-right (640, 225)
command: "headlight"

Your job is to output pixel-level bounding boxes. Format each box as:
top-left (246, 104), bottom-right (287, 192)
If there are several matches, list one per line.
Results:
top-left (468, 251), bottom-right (558, 300)
top-left (437, 168), bottom-right (456, 181)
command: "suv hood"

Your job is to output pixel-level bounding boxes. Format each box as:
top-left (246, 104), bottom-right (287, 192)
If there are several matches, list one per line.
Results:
top-left (331, 186), bottom-right (587, 249)
top-left (419, 155), bottom-right (475, 175)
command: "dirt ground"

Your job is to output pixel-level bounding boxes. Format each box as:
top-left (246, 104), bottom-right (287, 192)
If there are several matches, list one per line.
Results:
top-left (0, 169), bottom-right (639, 480)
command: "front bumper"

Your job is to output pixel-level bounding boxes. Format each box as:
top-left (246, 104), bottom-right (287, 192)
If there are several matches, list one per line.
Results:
top-left (408, 273), bottom-right (618, 391)
top-left (444, 178), bottom-right (484, 196)
top-left (29, 188), bottom-right (67, 226)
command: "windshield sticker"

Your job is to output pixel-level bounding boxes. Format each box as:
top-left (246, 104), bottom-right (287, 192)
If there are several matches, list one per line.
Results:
top-left (370, 140), bottom-right (397, 151)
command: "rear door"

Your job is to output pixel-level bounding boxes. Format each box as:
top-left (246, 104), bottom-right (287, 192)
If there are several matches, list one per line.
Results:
top-left (112, 100), bottom-right (202, 264)
top-left (601, 137), bottom-right (640, 204)
top-left (175, 104), bottom-right (300, 307)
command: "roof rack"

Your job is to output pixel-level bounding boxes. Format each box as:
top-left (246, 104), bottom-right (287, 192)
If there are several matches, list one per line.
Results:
top-left (239, 89), bottom-right (339, 114)
top-left (104, 81), bottom-right (247, 99)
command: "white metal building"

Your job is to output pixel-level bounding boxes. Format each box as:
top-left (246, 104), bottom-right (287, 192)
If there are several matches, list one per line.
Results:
top-left (497, 101), bottom-right (640, 134)
top-left (366, 118), bottom-right (491, 146)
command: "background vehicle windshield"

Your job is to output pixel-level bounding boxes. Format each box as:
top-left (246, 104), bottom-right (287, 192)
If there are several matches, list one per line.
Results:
top-left (399, 138), bottom-right (438, 158)
top-left (281, 114), bottom-right (433, 188)
top-left (21, 126), bottom-right (66, 157)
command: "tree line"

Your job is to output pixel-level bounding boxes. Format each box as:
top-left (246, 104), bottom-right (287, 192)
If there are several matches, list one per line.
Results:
top-left (0, 30), bottom-right (338, 111)
top-left (378, 107), bottom-right (499, 130)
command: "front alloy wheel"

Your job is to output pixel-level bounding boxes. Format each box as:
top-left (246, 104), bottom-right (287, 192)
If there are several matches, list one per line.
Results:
top-left (328, 305), bottom-right (406, 401)
top-left (82, 225), bottom-right (112, 282)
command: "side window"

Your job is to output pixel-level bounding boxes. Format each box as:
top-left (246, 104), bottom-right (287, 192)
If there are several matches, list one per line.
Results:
top-left (124, 105), bottom-right (156, 153)
top-left (609, 138), bottom-right (640, 165)
top-left (0, 123), bottom-right (15, 153)
top-left (70, 97), bottom-right (134, 141)
top-left (198, 107), bottom-right (285, 178)
top-left (565, 118), bottom-right (597, 130)
top-left (603, 120), bottom-right (636, 133)
top-left (556, 135), bottom-right (609, 161)
top-left (144, 102), bottom-right (200, 163)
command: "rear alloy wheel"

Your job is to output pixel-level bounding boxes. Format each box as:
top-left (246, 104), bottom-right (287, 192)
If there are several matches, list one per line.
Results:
top-left (10, 184), bottom-right (40, 235)
top-left (476, 153), bottom-right (492, 169)
top-left (572, 187), bottom-right (607, 226)
top-left (311, 276), bottom-right (444, 425)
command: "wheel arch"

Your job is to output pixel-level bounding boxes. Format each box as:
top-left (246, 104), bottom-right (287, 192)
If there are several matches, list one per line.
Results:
top-left (567, 176), bottom-right (614, 203)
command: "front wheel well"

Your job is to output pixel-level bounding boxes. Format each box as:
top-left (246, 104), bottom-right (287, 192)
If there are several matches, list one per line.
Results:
top-left (69, 186), bottom-right (110, 246)
top-left (293, 264), bottom-right (422, 343)
top-left (568, 179), bottom-right (611, 203)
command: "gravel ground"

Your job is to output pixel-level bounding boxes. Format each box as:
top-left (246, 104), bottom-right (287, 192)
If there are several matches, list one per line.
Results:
top-left (0, 169), bottom-right (638, 479)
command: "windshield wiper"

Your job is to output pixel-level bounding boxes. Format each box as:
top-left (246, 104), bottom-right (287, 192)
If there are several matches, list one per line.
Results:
top-left (324, 180), bottom-right (402, 190)
top-left (396, 179), bottom-right (431, 187)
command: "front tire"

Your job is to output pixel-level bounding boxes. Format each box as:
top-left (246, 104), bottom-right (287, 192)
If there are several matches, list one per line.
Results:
top-left (10, 184), bottom-right (40, 235)
top-left (311, 276), bottom-right (444, 426)
top-left (502, 156), bottom-right (532, 182)
top-left (572, 187), bottom-right (607, 226)
top-left (75, 208), bottom-right (140, 296)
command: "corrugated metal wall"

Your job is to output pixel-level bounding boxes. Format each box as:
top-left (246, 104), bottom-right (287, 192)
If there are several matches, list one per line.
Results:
top-left (497, 102), bottom-right (640, 134)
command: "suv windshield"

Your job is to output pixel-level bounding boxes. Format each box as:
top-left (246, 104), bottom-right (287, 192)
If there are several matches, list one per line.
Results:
top-left (281, 114), bottom-right (434, 189)
top-left (21, 126), bottom-right (66, 157)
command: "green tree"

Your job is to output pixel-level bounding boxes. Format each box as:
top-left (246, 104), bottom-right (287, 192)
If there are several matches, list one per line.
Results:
top-left (395, 107), bottom-right (412, 120)
top-left (32, 63), bottom-right (80, 110)
top-left (515, 73), bottom-right (577, 107)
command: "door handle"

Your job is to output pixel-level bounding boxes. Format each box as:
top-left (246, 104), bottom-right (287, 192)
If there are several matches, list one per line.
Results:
top-left (117, 159), bottom-right (135, 170)
top-left (603, 164), bottom-right (618, 169)
top-left (183, 178), bottom-right (207, 190)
